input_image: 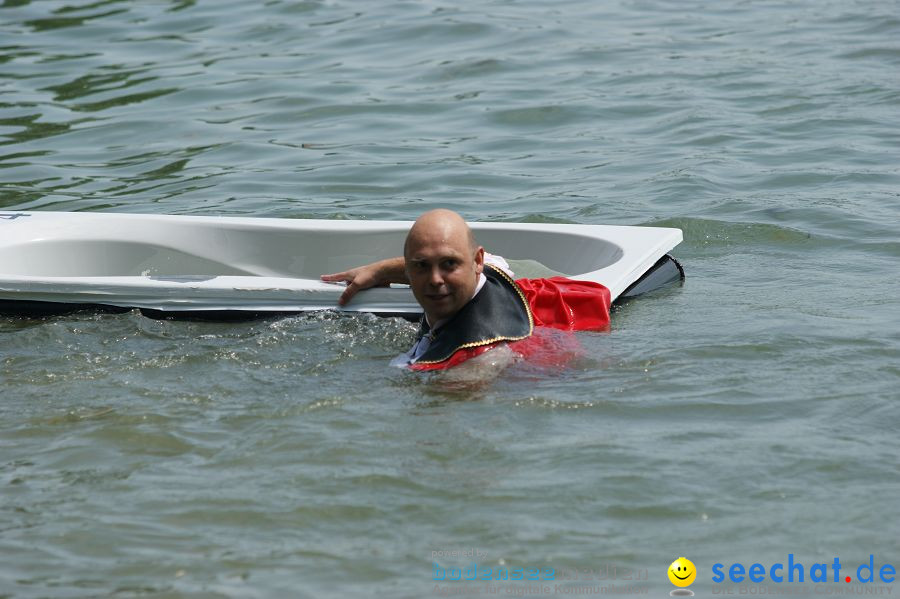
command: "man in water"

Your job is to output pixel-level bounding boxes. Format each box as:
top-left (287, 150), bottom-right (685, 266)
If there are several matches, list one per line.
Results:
top-left (321, 209), bottom-right (610, 370)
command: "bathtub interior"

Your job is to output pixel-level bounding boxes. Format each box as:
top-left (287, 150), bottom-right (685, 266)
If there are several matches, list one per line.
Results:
top-left (0, 221), bottom-right (623, 279)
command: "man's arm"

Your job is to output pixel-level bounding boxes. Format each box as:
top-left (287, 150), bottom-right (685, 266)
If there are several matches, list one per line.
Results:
top-left (320, 257), bottom-right (407, 306)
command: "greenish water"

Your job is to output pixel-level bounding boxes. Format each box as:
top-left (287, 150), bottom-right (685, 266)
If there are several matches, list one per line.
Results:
top-left (2, 1), bottom-right (899, 597)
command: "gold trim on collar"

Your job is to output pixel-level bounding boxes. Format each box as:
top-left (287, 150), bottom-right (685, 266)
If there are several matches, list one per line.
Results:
top-left (413, 264), bottom-right (534, 365)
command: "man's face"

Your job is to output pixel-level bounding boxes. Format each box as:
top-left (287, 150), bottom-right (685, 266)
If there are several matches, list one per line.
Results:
top-left (405, 234), bottom-right (484, 324)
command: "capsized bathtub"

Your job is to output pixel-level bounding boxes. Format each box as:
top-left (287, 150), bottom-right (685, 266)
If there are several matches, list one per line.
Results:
top-left (0, 211), bottom-right (683, 317)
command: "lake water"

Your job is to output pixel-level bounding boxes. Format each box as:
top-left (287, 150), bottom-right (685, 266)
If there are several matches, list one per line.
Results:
top-left (2, 1), bottom-right (899, 597)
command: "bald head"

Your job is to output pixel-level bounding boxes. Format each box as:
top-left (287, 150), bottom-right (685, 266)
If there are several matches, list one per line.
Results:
top-left (404, 209), bottom-right (477, 258)
top-left (403, 209), bottom-right (484, 323)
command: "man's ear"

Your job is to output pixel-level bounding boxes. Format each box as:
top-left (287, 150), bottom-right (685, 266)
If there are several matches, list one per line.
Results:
top-left (474, 246), bottom-right (484, 275)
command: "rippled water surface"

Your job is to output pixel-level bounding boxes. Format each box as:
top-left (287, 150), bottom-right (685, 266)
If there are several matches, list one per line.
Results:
top-left (2, 1), bottom-right (899, 597)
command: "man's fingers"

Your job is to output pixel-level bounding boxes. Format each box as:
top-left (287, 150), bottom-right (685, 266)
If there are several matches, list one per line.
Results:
top-left (320, 272), bottom-right (349, 282)
top-left (322, 267), bottom-right (379, 305)
top-left (339, 282), bottom-right (357, 306)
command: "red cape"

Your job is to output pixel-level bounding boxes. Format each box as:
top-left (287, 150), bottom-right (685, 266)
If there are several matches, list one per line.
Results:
top-left (409, 277), bottom-right (610, 371)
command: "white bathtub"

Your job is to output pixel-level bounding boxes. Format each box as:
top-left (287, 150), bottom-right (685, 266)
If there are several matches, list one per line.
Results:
top-left (0, 211), bottom-right (682, 316)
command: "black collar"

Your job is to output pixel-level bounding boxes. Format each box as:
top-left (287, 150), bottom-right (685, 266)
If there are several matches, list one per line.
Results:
top-left (413, 264), bottom-right (533, 365)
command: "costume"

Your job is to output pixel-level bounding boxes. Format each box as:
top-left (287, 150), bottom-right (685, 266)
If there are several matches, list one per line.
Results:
top-left (396, 262), bottom-right (611, 371)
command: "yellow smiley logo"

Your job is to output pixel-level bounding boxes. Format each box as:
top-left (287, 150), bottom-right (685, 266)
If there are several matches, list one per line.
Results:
top-left (668, 557), bottom-right (696, 587)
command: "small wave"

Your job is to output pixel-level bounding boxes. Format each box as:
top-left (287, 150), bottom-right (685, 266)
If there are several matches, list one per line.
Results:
top-left (646, 216), bottom-right (812, 251)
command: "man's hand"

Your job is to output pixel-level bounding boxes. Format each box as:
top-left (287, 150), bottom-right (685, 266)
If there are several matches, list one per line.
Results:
top-left (320, 257), bottom-right (407, 306)
top-left (320, 264), bottom-right (384, 306)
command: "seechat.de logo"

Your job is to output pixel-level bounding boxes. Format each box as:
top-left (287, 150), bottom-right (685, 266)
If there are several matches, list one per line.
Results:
top-left (711, 555), bottom-right (897, 584)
